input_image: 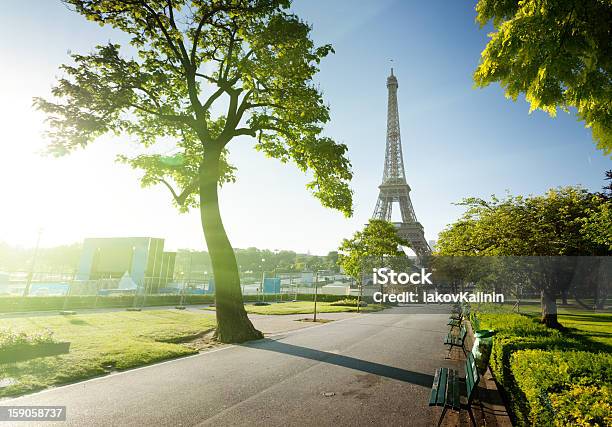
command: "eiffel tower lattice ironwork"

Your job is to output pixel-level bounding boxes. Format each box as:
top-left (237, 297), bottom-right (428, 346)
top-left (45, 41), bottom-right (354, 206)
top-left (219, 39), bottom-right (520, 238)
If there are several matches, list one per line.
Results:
top-left (373, 69), bottom-right (431, 258)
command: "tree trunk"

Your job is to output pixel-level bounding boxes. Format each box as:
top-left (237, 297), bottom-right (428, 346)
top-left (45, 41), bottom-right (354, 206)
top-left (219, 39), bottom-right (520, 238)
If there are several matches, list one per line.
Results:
top-left (199, 147), bottom-right (263, 343)
top-left (540, 289), bottom-right (561, 328)
top-left (595, 259), bottom-right (609, 310)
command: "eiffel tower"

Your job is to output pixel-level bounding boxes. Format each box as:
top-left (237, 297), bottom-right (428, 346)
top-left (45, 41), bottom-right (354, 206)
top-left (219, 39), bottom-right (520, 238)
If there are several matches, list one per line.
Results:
top-left (373, 69), bottom-right (431, 259)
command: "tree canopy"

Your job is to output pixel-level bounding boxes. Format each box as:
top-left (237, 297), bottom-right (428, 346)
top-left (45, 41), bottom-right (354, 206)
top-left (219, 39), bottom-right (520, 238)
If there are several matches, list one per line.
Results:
top-left (473, 0), bottom-right (612, 155)
top-left (338, 219), bottom-right (408, 282)
top-left (36, 0), bottom-right (353, 215)
top-left (435, 185), bottom-right (611, 325)
top-left (436, 186), bottom-right (610, 257)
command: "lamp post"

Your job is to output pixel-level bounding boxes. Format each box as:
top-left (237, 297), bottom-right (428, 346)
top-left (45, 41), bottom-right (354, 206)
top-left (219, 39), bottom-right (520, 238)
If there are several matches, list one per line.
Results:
top-left (23, 228), bottom-right (43, 297)
top-left (313, 270), bottom-right (319, 322)
top-left (261, 258), bottom-right (266, 302)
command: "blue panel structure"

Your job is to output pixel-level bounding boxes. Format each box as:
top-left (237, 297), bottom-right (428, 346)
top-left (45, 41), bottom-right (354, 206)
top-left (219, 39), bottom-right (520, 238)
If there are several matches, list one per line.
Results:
top-left (205, 279), bottom-right (215, 294)
top-left (76, 237), bottom-right (176, 291)
top-left (263, 278), bottom-right (281, 294)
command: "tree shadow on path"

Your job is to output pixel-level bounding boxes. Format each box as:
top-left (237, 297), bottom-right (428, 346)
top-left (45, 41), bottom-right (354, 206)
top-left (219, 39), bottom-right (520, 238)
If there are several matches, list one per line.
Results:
top-left (242, 339), bottom-right (434, 388)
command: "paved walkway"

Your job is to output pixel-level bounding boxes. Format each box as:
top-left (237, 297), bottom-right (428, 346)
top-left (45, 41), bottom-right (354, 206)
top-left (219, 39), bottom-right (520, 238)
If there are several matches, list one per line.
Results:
top-left (2, 306), bottom-right (466, 426)
top-left (249, 311), bottom-right (362, 335)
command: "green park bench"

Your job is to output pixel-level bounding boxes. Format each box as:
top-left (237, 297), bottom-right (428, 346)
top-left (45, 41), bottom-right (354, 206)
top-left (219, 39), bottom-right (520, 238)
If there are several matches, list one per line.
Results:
top-left (444, 325), bottom-right (467, 358)
top-left (447, 312), bottom-right (463, 329)
top-left (429, 352), bottom-right (480, 427)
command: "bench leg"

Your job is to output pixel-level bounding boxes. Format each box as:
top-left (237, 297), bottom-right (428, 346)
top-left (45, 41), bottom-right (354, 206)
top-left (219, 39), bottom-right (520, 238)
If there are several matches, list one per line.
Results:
top-left (436, 406), bottom-right (448, 427)
top-left (467, 405), bottom-right (476, 427)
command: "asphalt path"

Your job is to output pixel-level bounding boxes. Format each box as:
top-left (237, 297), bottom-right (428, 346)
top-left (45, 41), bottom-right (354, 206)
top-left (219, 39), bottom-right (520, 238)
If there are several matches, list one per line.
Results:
top-left (2, 305), bottom-right (462, 426)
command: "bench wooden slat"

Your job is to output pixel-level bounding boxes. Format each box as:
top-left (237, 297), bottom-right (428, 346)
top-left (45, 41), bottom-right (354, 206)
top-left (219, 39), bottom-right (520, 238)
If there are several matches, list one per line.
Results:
top-left (445, 369), bottom-right (454, 408)
top-left (437, 368), bottom-right (447, 406)
top-left (466, 352), bottom-right (474, 392)
top-left (452, 370), bottom-right (460, 411)
top-left (466, 353), bottom-right (480, 404)
top-left (429, 368), bottom-right (441, 406)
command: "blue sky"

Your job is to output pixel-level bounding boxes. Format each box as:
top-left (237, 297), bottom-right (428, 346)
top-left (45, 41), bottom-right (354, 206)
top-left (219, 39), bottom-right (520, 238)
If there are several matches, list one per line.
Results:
top-left (0, 0), bottom-right (609, 254)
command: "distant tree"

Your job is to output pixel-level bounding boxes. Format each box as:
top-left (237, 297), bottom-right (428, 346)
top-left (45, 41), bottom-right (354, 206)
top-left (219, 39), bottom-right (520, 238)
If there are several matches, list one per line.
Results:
top-left (36, 1), bottom-right (352, 343)
top-left (582, 170), bottom-right (612, 251)
top-left (436, 187), bottom-right (610, 327)
top-left (338, 220), bottom-right (408, 286)
top-left (0, 242), bottom-right (82, 274)
top-left (174, 249), bottom-right (212, 280)
top-left (325, 251), bottom-right (339, 272)
top-left (599, 170), bottom-right (612, 197)
top-left (473, 0), bottom-right (612, 156)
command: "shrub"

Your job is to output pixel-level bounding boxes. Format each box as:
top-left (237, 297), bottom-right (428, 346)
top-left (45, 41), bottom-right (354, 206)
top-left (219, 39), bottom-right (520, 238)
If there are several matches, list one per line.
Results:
top-left (549, 384), bottom-right (611, 426)
top-left (0, 328), bottom-right (55, 349)
top-left (296, 293), bottom-right (357, 303)
top-left (510, 350), bottom-right (612, 426)
top-left (329, 298), bottom-right (361, 307)
top-left (474, 313), bottom-right (560, 383)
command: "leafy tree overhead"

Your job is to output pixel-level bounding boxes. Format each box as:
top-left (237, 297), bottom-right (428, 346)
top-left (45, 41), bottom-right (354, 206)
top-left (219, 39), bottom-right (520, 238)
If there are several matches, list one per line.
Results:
top-left (436, 186), bottom-right (610, 327)
top-left (473, 0), bottom-right (612, 155)
top-left (35, 0), bottom-right (353, 343)
top-left (338, 219), bottom-right (408, 286)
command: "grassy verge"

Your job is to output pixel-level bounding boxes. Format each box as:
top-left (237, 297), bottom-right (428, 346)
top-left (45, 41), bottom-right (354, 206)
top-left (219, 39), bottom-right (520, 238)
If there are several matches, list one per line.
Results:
top-left (0, 293), bottom-right (354, 313)
top-left (472, 303), bottom-right (611, 426)
top-left (0, 310), bottom-right (216, 397)
top-left (502, 302), bottom-right (612, 347)
top-left (203, 301), bottom-right (387, 315)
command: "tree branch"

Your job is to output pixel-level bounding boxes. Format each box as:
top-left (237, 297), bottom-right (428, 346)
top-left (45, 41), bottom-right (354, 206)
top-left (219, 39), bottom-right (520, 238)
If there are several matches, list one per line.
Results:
top-left (165, 0), bottom-right (191, 65)
top-left (233, 128), bottom-right (257, 137)
top-left (128, 103), bottom-right (192, 124)
top-left (139, 0), bottom-right (184, 64)
top-left (221, 27), bottom-right (237, 82)
top-left (158, 177), bottom-right (198, 206)
top-left (202, 86), bottom-right (225, 111)
top-left (195, 72), bottom-right (219, 84)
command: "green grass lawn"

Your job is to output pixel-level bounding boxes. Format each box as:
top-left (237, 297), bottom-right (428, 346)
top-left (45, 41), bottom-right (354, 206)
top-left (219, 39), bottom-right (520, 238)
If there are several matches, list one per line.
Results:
top-left (500, 302), bottom-right (612, 347)
top-left (0, 310), bottom-right (217, 397)
top-left (204, 301), bottom-right (387, 315)
top-left (476, 301), bottom-right (612, 355)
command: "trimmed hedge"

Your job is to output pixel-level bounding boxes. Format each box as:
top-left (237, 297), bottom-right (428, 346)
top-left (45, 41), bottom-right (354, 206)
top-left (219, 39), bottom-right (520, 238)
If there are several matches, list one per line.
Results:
top-left (549, 384), bottom-right (611, 426)
top-left (474, 313), bottom-right (571, 387)
top-left (329, 298), bottom-right (361, 307)
top-left (511, 350), bottom-right (612, 426)
top-left (472, 311), bottom-right (611, 426)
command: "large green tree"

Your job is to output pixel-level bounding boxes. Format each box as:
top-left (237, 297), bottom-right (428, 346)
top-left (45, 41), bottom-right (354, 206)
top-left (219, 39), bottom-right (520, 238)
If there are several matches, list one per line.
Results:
top-left (436, 187), bottom-right (610, 327)
top-left (36, 0), bottom-right (352, 343)
top-left (473, 0), bottom-right (612, 155)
